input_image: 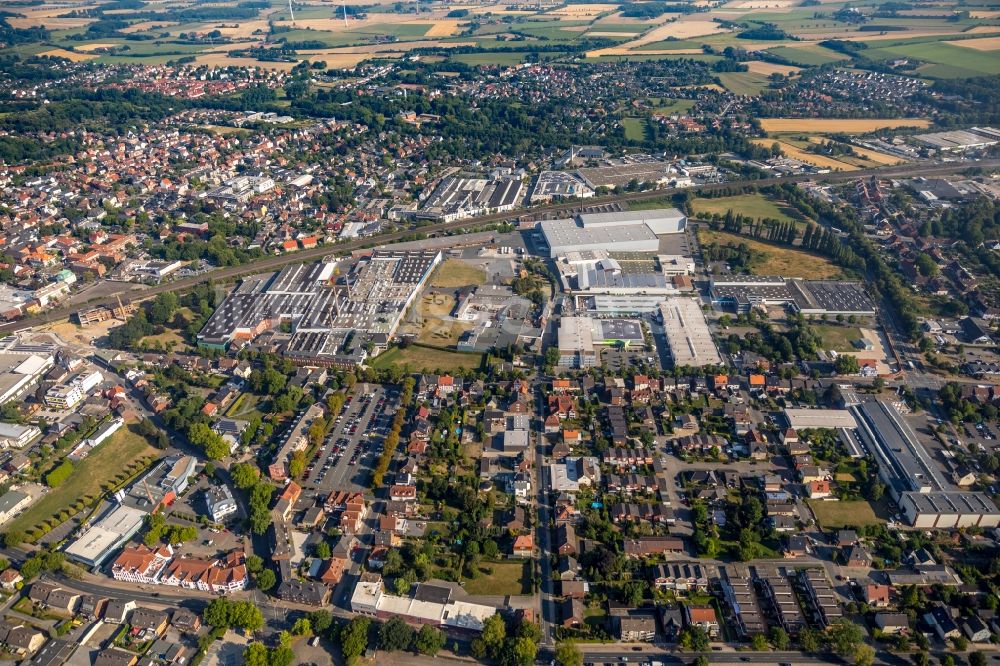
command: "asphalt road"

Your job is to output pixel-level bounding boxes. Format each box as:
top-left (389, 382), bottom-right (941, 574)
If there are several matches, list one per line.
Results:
top-left (3, 158), bottom-right (996, 336)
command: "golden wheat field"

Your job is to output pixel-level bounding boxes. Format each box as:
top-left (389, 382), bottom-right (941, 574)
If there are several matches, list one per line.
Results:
top-left (947, 36), bottom-right (1000, 50)
top-left (39, 48), bottom-right (96, 61)
top-left (755, 139), bottom-right (859, 171)
top-left (806, 137), bottom-right (904, 165)
top-left (745, 61), bottom-right (800, 76)
top-left (759, 118), bottom-right (932, 133)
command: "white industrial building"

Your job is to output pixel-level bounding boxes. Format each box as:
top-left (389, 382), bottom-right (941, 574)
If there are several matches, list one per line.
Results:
top-left (539, 208), bottom-right (686, 258)
top-left (658, 298), bottom-right (721, 368)
top-left (900, 491), bottom-right (1000, 528)
top-left (558, 316), bottom-right (597, 368)
top-left (0, 422), bottom-right (41, 449)
top-left (784, 409), bottom-right (858, 430)
top-left (65, 504), bottom-right (147, 567)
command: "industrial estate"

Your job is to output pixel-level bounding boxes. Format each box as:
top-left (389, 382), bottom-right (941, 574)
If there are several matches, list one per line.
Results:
top-left (1, 0), bottom-right (1000, 665)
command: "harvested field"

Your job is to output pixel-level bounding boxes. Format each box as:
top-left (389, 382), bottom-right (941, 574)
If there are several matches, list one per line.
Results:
top-left (587, 18), bottom-right (729, 57)
top-left (120, 20), bottom-right (178, 33)
top-left (73, 42), bottom-right (121, 52)
top-left (758, 139), bottom-right (858, 171)
top-left (194, 54), bottom-right (299, 70)
top-left (39, 48), bottom-right (96, 61)
top-left (745, 60), bottom-right (800, 75)
top-left (947, 36), bottom-right (1000, 50)
top-left (8, 16), bottom-right (94, 28)
top-left (759, 118), bottom-right (931, 133)
top-left (971, 10), bottom-right (1000, 18)
top-left (808, 499), bottom-right (884, 528)
top-left (425, 19), bottom-right (463, 37)
top-left (547, 3), bottom-right (618, 16)
top-left (806, 137), bottom-right (903, 165)
top-left (732, 0), bottom-right (796, 6)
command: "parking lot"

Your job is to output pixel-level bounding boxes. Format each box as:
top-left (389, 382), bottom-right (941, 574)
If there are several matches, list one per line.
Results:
top-left (302, 384), bottom-right (399, 493)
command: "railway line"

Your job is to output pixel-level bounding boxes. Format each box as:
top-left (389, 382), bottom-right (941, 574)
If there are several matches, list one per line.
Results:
top-left (2, 157), bottom-right (996, 335)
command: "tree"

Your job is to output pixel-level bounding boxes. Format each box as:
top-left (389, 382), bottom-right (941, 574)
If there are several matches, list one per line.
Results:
top-left (769, 627), bottom-right (790, 650)
top-left (503, 636), bottom-right (537, 666)
top-left (308, 610), bottom-right (333, 634)
top-left (414, 625), bottom-right (446, 656)
top-left (751, 634), bottom-right (769, 651)
top-left (854, 644), bottom-right (875, 666)
top-left (291, 618), bottom-right (312, 636)
top-left (835, 354), bottom-right (860, 375)
top-left (679, 626), bottom-right (710, 652)
top-left (828, 620), bottom-right (865, 661)
top-left (242, 642), bottom-right (269, 666)
top-left (231, 463), bottom-right (259, 489)
top-left (340, 617), bottom-right (371, 664)
top-left (481, 613), bottom-right (507, 649)
top-left (554, 641), bottom-right (583, 666)
top-left (799, 627), bottom-right (821, 653)
top-left (246, 554), bottom-right (263, 574)
top-left (969, 653), bottom-right (987, 666)
top-left (693, 658), bottom-right (710, 666)
top-left (379, 617), bottom-right (415, 652)
top-left (255, 569), bottom-right (276, 592)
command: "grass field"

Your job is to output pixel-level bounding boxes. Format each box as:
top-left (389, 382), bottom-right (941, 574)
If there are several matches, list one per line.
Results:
top-left (766, 44), bottom-right (850, 65)
top-left (431, 259), bottom-right (487, 288)
top-left (717, 71), bottom-right (773, 96)
top-left (691, 194), bottom-right (803, 224)
top-left (814, 324), bottom-right (865, 352)
top-left (698, 228), bottom-right (843, 279)
top-left (449, 51), bottom-right (536, 66)
top-left (622, 117), bottom-right (648, 142)
top-left (462, 560), bottom-right (531, 596)
top-left (650, 98), bottom-right (696, 114)
top-left (8, 427), bottom-right (158, 536)
top-left (807, 499), bottom-right (884, 529)
top-left (863, 40), bottom-right (1000, 77)
top-left (759, 118), bottom-right (932, 133)
top-left (371, 345), bottom-right (484, 373)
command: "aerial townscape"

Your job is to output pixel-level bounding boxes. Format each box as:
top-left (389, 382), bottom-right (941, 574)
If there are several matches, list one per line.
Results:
top-left (2, 1), bottom-right (1000, 666)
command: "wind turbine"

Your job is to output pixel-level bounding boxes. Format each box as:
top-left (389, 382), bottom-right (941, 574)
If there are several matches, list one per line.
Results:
top-left (288, 0), bottom-right (295, 25)
top-left (342, 3), bottom-right (349, 28)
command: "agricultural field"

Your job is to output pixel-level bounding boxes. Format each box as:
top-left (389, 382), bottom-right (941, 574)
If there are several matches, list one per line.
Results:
top-left (692, 194), bottom-right (804, 224)
top-left (698, 229), bottom-right (844, 279)
top-left (758, 118), bottom-right (932, 134)
top-left (371, 344), bottom-right (484, 374)
top-left (717, 70), bottom-right (774, 96)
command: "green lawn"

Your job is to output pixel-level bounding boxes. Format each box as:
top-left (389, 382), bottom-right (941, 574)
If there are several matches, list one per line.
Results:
top-left (650, 98), bottom-right (696, 114)
top-left (462, 560), bottom-right (531, 596)
top-left (8, 426), bottom-right (158, 538)
top-left (371, 345), bottom-right (484, 374)
top-left (691, 194), bottom-right (804, 224)
top-left (807, 499), bottom-right (885, 529)
top-left (449, 52), bottom-right (537, 66)
top-left (814, 324), bottom-right (865, 352)
top-left (622, 117), bottom-right (648, 142)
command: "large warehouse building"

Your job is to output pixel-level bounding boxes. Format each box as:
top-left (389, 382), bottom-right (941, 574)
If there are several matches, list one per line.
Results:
top-left (852, 400), bottom-right (1000, 527)
top-left (658, 298), bottom-right (721, 368)
top-left (539, 208), bottom-right (686, 258)
top-left (710, 276), bottom-right (875, 316)
top-left (557, 316), bottom-right (645, 368)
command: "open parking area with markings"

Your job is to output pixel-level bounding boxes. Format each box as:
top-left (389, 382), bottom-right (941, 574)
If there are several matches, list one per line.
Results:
top-left (303, 384), bottom-right (398, 493)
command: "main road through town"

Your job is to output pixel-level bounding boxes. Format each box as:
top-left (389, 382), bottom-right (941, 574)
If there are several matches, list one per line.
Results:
top-left (1, 158), bottom-right (997, 336)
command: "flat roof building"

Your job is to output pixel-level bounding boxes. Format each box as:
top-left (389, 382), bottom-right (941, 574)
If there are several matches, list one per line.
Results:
top-left (784, 408), bottom-right (858, 430)
top-left (658, 298), bottom-right (721, 368)
top-left (539, 208), bottom-right (686, 258)
top-left (710, 277), bottom-right (875, 316)
top-left (65, 504), bottom-right (147, 567)
top-left (852, 401), bottom-right (946, 498)
top-left (900, 491), bottom-right (1000, 529)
